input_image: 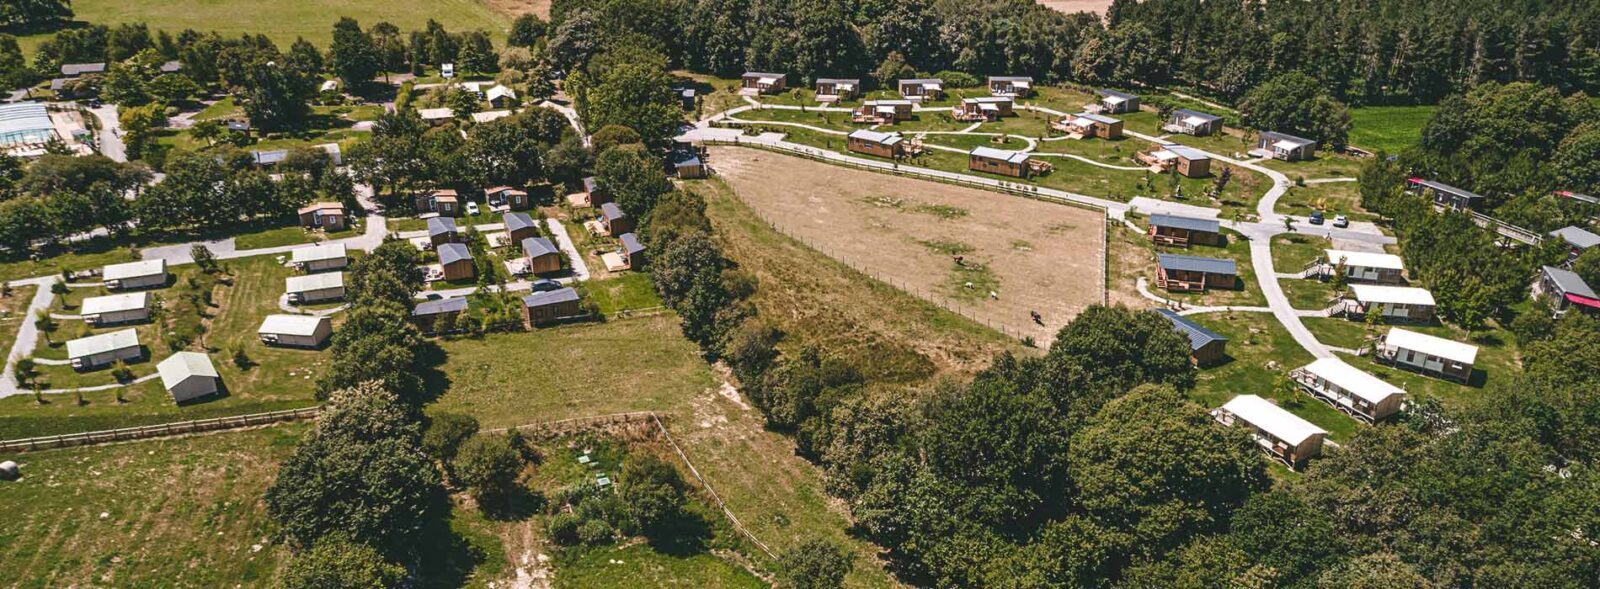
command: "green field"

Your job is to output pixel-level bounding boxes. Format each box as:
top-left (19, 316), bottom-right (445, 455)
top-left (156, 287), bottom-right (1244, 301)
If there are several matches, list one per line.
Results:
top-left (1349, 105), bottom-right (1437, 154)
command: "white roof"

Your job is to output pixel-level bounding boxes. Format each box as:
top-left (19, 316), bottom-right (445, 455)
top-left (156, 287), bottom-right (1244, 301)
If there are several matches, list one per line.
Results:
top-left (471, 110), bottom-right (512, 123)
top-left (1103, 95), bottom-right (1127, 104)
top-left (103, 259), bottom-right (166, 281)
top-left (486, 84), bottom-right (516, 101)
top-left (1164, 144), bottom-right (1210, 160)
top-left (1182, 115), bottom-right (1209, 126)
top-left (80, 292), bottom-right (149, 315)
top-left (848, 129), bottom-right (901, 145)
top-left (0, 103), bottom-right (56, 146)
top-left (1221, 395), bottom-right (1327, 445)
top-left (1350, 283), bottom-right (1435, 306)
top-left (1325, 249), bottom-right (1404, 271)
top-left (285, 272), bottom-right (345, 293)
top-left (259, 314), bottom-right (330, 337)
top-left (290, 243), bottom-right (347, 263)
top-left (417, 108), bottom-right (453, 120)
top-left (758, 75), bottom-right (780, 84)
top-left (866, 99), bottom-right (912, 106)
top-left (970, 146), bottom-right (1029, 164)
top-left (1148, 149), bottom-right (1177, 161)
top-left (319, 80), bottom-right (339, 92)
top-left (1384, 327), bottom-right (1479, 365)
top-left (1069, 116), bottom-right (1095, 127)
top-left (979, 103), bottom-right (999, 112)
top-left (65, 328), bottom-right (140, 360)
top-left (157, 351), bottom-right (217, 389)
top-left (1303, 358), bottom-right (1405, 403)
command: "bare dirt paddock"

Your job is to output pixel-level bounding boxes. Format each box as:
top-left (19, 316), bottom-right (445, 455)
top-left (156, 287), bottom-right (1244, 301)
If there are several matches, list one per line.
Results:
top-left (709, 146), bottom-right (1106, 343)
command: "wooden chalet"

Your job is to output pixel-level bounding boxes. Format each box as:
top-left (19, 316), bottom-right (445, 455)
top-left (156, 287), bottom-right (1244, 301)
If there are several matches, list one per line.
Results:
top-left (740, 72), bottom-right (786, 95)
top-left (1290, 358), bottom-right (1406, 423)
top-left (1156, 254), bottom-right (1237, 292)
top-left (1164, 109), bottom-right (1223, 136)
top-left (504, 212), bottom-right (539, 244)
top-left (427, 217), bottom-right (461, 247)
top-left (967, 146), bottom-right (1039, 178)
top-left (951, 97), bottom-right (1013, 122)
top-left (619, 233), bottom-right (646, 269)
top-left (297, 202), bottom-right (347, 231)
top-left (1139, 144), bottom-right (1211, 178)
top-left (484, 186), bottom-right (531, 211)
top-left (1052, 113), bottom-right (1122, 139)
top-left (438, 243), bottom-right (476, 281)
top-left (522, 287), bottom-right (583, 326)
top-left (847, 129), bottom-right (905, 158)
top-left (1212, 395), bottom-right (1327, 469)
top-left (415, 188), bottom-right (461, 216)
top-left (1344, 284), bottom-right (1436, 322)
top-left (854, 99), bottom-right (913, 123)
top-left (412, 297), bottom-right (469, 335)
top-left (1375, 327), bottom-right (1478, 383)
top-left (1094, 89), bottom-right (1140, 114)
top-left (1147, 214), bottom-right (1221, 247)
top-left (814, 78), bottom-right (860, 102)
top-left (1407, 177), bottom-right (1485, 211)
top-left (600, 202), bottom-right (634, 236)
top-left (897, 78), bottom-right (944, 101)
top-left (1254, 131), bottom-right (1317, 161)
top-left (669, 148), bottom-right (707, 179)
top-left (521, 237), bottom-right (563, 275)
top-left (1154, 308), bottom-right (1229, 366)
top-left (987, 76), bottom-right (1033, 97)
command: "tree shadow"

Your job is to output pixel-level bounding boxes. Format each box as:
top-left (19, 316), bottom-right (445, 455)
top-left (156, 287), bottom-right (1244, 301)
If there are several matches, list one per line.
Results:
top-left (478, 486), bottom-right (545, 522)
top-left (643, 509), bottom-right (713, 557)
top-left (411, 507), bottom-right (485, 589)
top-left (415, 339), bottom-right (452, 405)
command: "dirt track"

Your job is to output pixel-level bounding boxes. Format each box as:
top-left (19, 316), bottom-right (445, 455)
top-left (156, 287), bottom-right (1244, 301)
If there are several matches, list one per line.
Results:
top-left (709, 146), bottom-right (1106, 344)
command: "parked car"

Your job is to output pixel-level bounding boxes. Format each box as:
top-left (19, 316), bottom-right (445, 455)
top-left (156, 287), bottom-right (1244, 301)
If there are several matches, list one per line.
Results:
top-left (530, 278), bottom-right (562, 292)
top-left (465, 201), bottom-right (481, 216)
top-left (1333, 214), bottom-right (1349, 228)
top-left (1308, 211), bottom-right (1325, 225)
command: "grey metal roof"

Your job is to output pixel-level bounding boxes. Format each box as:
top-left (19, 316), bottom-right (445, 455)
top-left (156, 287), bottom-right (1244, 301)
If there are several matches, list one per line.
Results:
top-left (1164, 144), bottom-right (1210, 160)
top-left (252, 149), bottom-right (287, 165)
top-left (582, 176), bottom-right (599, 193)
top-left (1098, 88), bottom-right (1138, 101)
top-left (504, 212), bottom-right (536, 232)
top-left (601, 202), bottom-right (625, 221)
top-left (1260, 131), bottom-right (1315, 147)
top-left (620, 233), bottom-right (644, 255)
top-left (427, 216), bottom-right (457, 236)
top-left (1158, 253), bottom-right (1237, 275)
top-left (970, 146), bottom-right (1029, 164)
top-left (437, 242), bottom-right (471, 265)
top-left (990, 76), bottom-right (1033, 83)
top-left (59, 62), bottom-right (106, 76)
top-left (522, 287), bottom-right (580, 307)
top-left (1543, 266), bottom-right (1597, 299)
top-left (522, 237), bottom-right (558, 258)
top-left (815, 78), bottom-right (859, 85)
top-left (1172, 108), bottom-right (1221, 122)
top-left (1149, 214), bottom-right (1219, 234)
top-left (744, 71), bottom-right (785, 79)
top-left (1550, 226), bottom-right (1600, 249)
top-left (899, 78), bottom-right (942, 85)
top-left (1409, 178), bottom-right (1484, 200)
top-left (1154, 308), bottom-right (1228, 351)
top-left (670, 149), bottom-right (701, 168)
top-left (414, 296), bottom-right (469, 316)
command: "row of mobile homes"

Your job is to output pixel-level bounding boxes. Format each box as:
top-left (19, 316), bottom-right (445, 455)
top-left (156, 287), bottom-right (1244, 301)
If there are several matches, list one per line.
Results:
top-left (1324, 249), bottom-right (1405, 284)
top-left (600, 202), bottom-right (634, 236)
top-left (258, 314), bottom-right (333, 348)
top-left (988, 76), bottom-right (1033, 97)
top-left (1549, 226), bottom-right (1600, 262)
top-left (286, 272), bottom-right (346, 304)
top-left (1407, 178), bottom-right (1484, 211)
top-left (620, 233), bottom-right (646, 269)
top-left (298, 202), bottom-right (348, 231)
top-left (523, 287), bottom-right (583, 326)
top-left (1140, 144), bottom-right (1211, 178)
top-left (1291, 358), bottom-right (1406, 422)
top-left (428, 217), bottom-right (460, 247)
top-left (898, 79), bottom-right (943, 101)
top-left (1094, 89), bottom-right (1140, 114)
top-left (438, 243), bottom-right (476, 281)
top-left (951, 97), bottom-right (1013, 122)
top-left (854, 99), bottom-right (913, 123)
top-left (1156, 254), bottom-right (1238, 292)
top-left (522, 237), bottom-right (563, 274)
top-left (1375, 327), bottom-right (1478, 383)
top-left (814, 78), bottom-right (859, 102)
top-left (847, 129), bottom-right (904, 158)
top-left (1154, 308), bottom-right (1229, 366)
top-left (1164, 109), bottom-right (1223, 136)
top-left (416, 188), bottom-right (462, 216)
top-left (413, 296), bottom-right (469, 334)
top-left (741, 72), bottom-right (787, 95)
top-left (156, 352), bottom-right (220, 403)
top-left (103, 259), bottom-right (167, 290)
top-left (484, 186), bottom-right (531, 211)
top-left (1345, 284), bottom-right (1436, 322)
top-left (1053, 113), bottom-right (1123, 139)
top-left (1534, 265), bottom-right (1600, 315)
top-left (81, 292), bottom-right (152, 327)
top-left (1212, 395), bottom-right (1327, 469)
top-left (1254, 131), bottom-right (1317, 161)
top-left (505, 212), bottom-right (539, 244)
top-left (66, 328), bottom-right (142, 370)
top-left (1148, 214), bottom-right (1221, 247)
top-left (967, 146), bottom-right (1032, 178)
top-left (291, 243), bottom-right (348, 273)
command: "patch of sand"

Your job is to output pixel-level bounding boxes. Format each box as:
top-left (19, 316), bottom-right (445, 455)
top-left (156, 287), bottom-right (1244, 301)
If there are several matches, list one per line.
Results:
top-left (1038, 0), bottom-right (1113, 14)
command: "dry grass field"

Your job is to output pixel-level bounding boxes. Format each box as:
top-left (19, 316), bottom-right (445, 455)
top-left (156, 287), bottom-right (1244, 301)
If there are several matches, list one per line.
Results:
top-left (708, 146), bottom-right (1106, 344)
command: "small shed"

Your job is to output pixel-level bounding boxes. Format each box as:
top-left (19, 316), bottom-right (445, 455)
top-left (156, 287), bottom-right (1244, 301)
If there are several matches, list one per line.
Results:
top-left (66, 328), bottom-right (142, 370)
top-left (1096, 89), bottom-right (1140, 114)
top-left (669, 149), bottom-right (706, 179)
top-left (80, 292), bottom-right (152, 326)
top-left (486, 186), bottom-right (531, 211)
top-left (1533, 265), bottom-right (1600, 315)
top-left (291, 243), bottom-right (349, 273)
top-left (600, 202), bottom-right (634, 236)
top-left (522, 237), bottom-right (562, 274)
top-left (1256, 131), bottom-right (1317, 161)
top-left (847, 129), bottom-right (904, 158)
top-left (1376, 327), bottom-right (1477, 383)
top-left (504, 212), bottom-right (539, 244)
top-left (580, 177), bottom-right (608, 205)
top-left (1212, 395), bottom-right (1327, 469)
top-left (897, 78), bottom-right (943, 101)
top-left (438, 243), bottom-right (476, 281)
top-left (258, 314), bottom-right (333, 348)
top-left (298, 202), bottom-right (347, 231)
top-left (412, 296), bottom-right (470, 334)
top-left (103, 259), bottom-right (168, 290)
top-left (427, 216), bottom-right (460, 246)
top-left (285, 272), bottom-right (346, 304)
top-left (1324, 249), bottom-right (1404, 284)
top-left (1156, 254), bottom-right (1237, 292)
top-left (740, 72), bottom-right (786, 95)
top-left (619, 233), bottom-right (646, 268)
top-left (1346, 284), bottom-right (1435, 322)
top-left (1154, 308), bottom-right (1228, 366)
top-left (968, 146), bottom-right (1031, 178)
top-left (157, 352), bottom-right (220, 403)
top-left (522, 287), bottom-right (583, 326)
top-left (988, 76), bottom-right (1033, 97)
top-left (1290, 358), bottom-right (1406, 422)
top-left (1406, 178), bottom-right (1484, 211)
top-left (1148, 214), bottom-right (1221, 247)
top-left (814, 78), bottom-right (859, 101)
top-left (1165, 109), bottom-right (1223, 136)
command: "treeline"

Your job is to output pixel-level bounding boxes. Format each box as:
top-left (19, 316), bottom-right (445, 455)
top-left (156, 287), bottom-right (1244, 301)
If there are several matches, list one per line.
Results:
top-left (348, 106), bottom-right (576, 197)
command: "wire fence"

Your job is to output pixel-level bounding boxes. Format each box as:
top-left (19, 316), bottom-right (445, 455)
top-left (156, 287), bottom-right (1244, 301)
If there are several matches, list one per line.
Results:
top-left (0, 406), bottom-right (322, 453)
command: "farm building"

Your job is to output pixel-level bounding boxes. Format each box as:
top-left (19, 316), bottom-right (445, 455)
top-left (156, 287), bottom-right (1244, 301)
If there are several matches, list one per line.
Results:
top-left (1052, 113), bottom-right (1122, 139)
top-left (59, 62), bottom-right (106, 77)
top-left (156, 352), bottom-right (220, 403)
top-left (814, 78), bottom-right (859, 102)
top-left (1549, 226), bottom-right (1600, 261)
top-left (854, 99), bottom-right (913, 123)
top-left (522, 237), bottom-right (563, 274)
top-left (428, 217), bottom-right (460, 246)
top-left (1156, 254), bottom-right (1238, 292)
top-left (80, 292), bottom-right (152, 326)
top-left (412, 296), bottom-right (470, 334)
top-left (669, 148), bottom-right (707, 179)
top-left (847, 129), bottom-right (904, 158)
top-left (898, 78), bottom-right (944, 101)
top-left (1140, 144), bottom-right (1211, 178)
top-left (600, 202), bottom-right (634, 236)
top-left (285, 272), bottom-right (346, 304)
top-left (1094, 89), bottom-right (1140, 114)
top-left (258, 314), bottom-right (333, 348)
top-left (1164, 109), bottom-right (1223, 136)
top-left (103, 259), bottom-right (168, 290)
top-left (1534, 265), bottom-right (1600, 315)
top-left (988, 76), bottom-right (1033, 97)
top-left (1154, 308), bottom-right (1229, 366)
top-left (66, 328), bottom-right (142, 370)
top-left (741, 72), bottom-right (787, 95)
top-left (438, 243), bottom-right (476, 281)
top-left (968, 146), bottom-right (1033, 178)
top-left (291, 243), bottom-right (348, 273)
top-left (1345, 284), bottom-right (1436, 322)
top-left (1323, 249), bottom-right (1405, 284)
top-left (952, 97), bottom-right (1014, 122)
top-left (1406, 178), bottom-right (1484, 211)
top-left (1148, 214), bottom-right (1221, 247)
top-left (504, 212), bottom-right (539, 244)
top-left (1375, 327), bottom-right (1478, 383)
top-left (415, 188), bottom-right (461, 216)
top-left (1212, 395), bottom-right (1327, 469)
top-left (1291, 358), bottom-right (1407, 422)
top-left (486, 84), bottom-right (517, 107)
top-left (485, 186), bottom-right (531, 211)
top-left (523, 287), bottom-right (583, 326)
top-left (620, 233), bottom-right (646, 268)
top-left (1254, 131), bottom-right (1317, 161)
top-left (297, 202), bottom-right (347, 231)
top-left (0, 103), bottom-right (60, 152)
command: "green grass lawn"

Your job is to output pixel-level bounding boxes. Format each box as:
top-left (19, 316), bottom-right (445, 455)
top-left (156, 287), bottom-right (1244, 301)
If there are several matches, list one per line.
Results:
top-left (0, 285), bottom-right (38, 358)
top-left (552, 542), bottom-right (765, 588)
top-left (1349, 105), bottom-right (1437, 154)
top-left (0, 240), bottom-right (142, 285)
top-left (584, 272), bottom-right (663, 316)
top-left (193, 97), bottom-right (241, 121)
top-left (231, 223), bottom-right (340, 250)
top-left (1277, 180), bottom-right (1374, 222)
top-left (1270, 233), bottom-right (1331, 272)
top-left (1186, 312), bottom-right (1355, 440)
top-left (1260, 154), bottom-right (1366, 181)
top-left (1118, 221), bottom-right (1267, 308)
top-left (0, 423), bottom-right (301, 586)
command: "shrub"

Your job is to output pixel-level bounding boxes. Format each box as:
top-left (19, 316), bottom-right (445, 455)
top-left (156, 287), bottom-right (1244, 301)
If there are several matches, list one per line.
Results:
top-left (934, 70), bottom-right (979, 88)
top-left (577, 518), bottom-right (614, 545)
top-left (547, 512), bottom-right (582, 545)
top-left (453, 435), bottom-right (525, 504)
top-left (422, 413), bottom-right (480, 464)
